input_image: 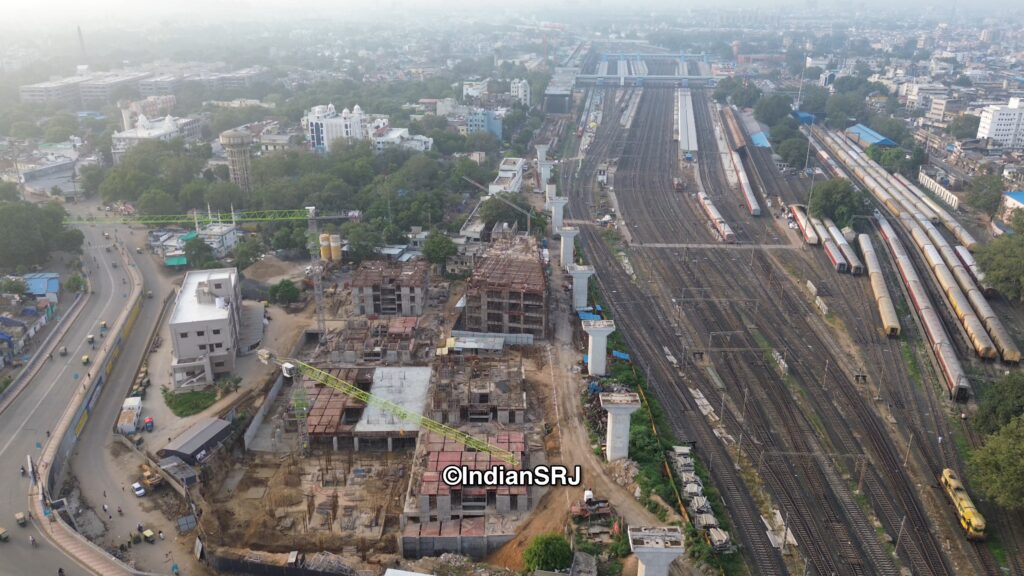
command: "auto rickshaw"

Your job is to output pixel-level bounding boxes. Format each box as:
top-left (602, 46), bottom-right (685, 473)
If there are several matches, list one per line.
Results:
top-left (14, 513), bottom-right (26, 527)
top-left (146, 290), bottom-right (153, 299)
top-left (135, 247), bottom-right (143, 254)
top-left (87, 334), bottom-right (95, 344)
top-left (82, 355), bottom-right (90, 365)
top-left (59, 346), bottom-right (67, 356)
top-left (99, 320), bottom-right (108, 331)
top-left (142, 529), bottom-right (155, 543)
top-left (0, 527), bottom-right (8, 542)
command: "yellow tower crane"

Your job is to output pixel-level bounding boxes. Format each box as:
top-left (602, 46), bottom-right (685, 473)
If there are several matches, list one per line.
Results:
top-left (257, 349), bottom-right (520, 466)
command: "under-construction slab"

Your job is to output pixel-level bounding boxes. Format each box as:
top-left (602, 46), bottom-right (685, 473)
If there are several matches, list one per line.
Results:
top-left (327, 317), bottom-right (423, 365)
top-left (429, 357), bottom-right (527, 426)
top-left (353, 367), bottom-right (431, 435)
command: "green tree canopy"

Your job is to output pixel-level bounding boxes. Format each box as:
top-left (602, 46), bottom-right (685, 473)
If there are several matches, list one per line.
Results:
top-left (78, 165), bottom-right (107, 198)
top-left (808, 179), bottom-right (866, 228)
top-left (234, 237), bottom-right (263, 270)
top-left (966, 174), bottom-right (1004, 217)
top-left (423, 231), bottom-right (457, 271)
top-left (479, 193), bottom-right (533, 231)
top-left (523, 533), bottom-right (573, 572)
top-left (970, 415), bottom-right (1024, 510)
top-left (269, 279), bottom-right (301, 305)
top-left (0, 182), bottom-right (20, 203)
top-left (947, 115), bottom-right (980, 140)
top-left (975, 232), bottom-right (1024, 302)
top-left (799, 86), bottom-right (829, 117)
top-left (0, 202), bottom-right (74, 268)
top-left (754, 94), bottom-right (794, 126)
top-left (776, 138), bottom-right (810, 170)
top-left (64, 274), bottom-right (86, 293)
top-left (341, 221), bottom-right (383, 264)
top-left (184, 237), bottom-right (215, 268)
top-left (825, 93), bottom-right (868, 129)
top-left (0, 278), bottom-right (28, 294)
top-left (975, 373), bottom-right (1024, 436)
top-left (138, 189), bottom-right (179, 215)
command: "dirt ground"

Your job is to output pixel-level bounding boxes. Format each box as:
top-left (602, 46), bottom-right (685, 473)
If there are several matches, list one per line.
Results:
top-left (243, 254), bottom-right (306, 285)
top-left (487, 258), bottom-right (663, 570)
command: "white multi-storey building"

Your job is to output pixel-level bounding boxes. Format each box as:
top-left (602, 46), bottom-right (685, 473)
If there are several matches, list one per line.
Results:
top-left (303, 104), bottom-right (389, 153)
top-left (169, 268), bottom-right (241, 386)
top-left (488, 157), bottom-right (525, 195)
top-left (111, 115), bottom-right (202, 164)
top-left (511, 78), bottom-right (531, 107)
top-left (977, 98), bottom-right (1024, 150)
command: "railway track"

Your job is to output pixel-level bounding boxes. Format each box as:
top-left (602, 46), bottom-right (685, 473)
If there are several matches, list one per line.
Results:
top-left (560, 89), bottom-right (788, 576)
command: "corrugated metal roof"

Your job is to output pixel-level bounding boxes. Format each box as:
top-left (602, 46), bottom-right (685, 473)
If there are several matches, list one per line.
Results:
top-left (845, 124), bottom-right (896, 147)
top-left (1004, 191), bottom-right (1024, 205)
top-left (164, 255), bottom-right (188, 266)
top-left (22, 273), bottom-right (60, 295)
top-left (161, 418), bottom-right (231, 459)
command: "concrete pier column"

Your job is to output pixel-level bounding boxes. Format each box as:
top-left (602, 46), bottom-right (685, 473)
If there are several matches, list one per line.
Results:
top-left (569, 264), bottom-right (595, 311)
top-left (540, 162), bottom-right (553, 187)
top-left (545, 182), bottom-right (557, 202)
top-left (599, 391), bottom-right (640, 461)
top-left (582, 318), bottom-right (614, 375)
top-left (560, 226), bottom-right (578, 269)
top-left (548, 195), bottom-right (568, 232)
top-left (628, 527), bottom-right (685, 576)
top-left (535, 144), bottom-right (549, 163)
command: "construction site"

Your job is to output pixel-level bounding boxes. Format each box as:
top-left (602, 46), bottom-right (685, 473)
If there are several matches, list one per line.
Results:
top-left (190, 234), bottom-right (555, 573)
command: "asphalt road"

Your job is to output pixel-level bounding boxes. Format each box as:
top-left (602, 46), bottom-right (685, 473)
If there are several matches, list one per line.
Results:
top-left (0, 209), bottom-right (165, 576)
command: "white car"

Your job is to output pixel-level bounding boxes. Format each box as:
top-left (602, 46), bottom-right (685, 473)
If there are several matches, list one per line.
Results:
top-left (131, 482), bottom-right (146, 497)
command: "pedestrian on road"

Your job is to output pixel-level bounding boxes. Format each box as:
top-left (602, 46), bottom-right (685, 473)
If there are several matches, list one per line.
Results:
top-left (102, 504), bottom-right (108, 512)
top-left (121, 484), bottom-right (125, 492)
top-left (158, 530), bottom-right (164, 540)
top-left (108, 514), bottom-right (112, 520)
top-left (103, 490), bottom-right (106, 498)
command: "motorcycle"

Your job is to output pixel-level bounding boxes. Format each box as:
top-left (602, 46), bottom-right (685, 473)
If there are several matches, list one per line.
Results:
top-left (117, 507), bottom-right (123, 516)
top-left (20, 466), bottom-right (25, 477)
top-left (30, 536), bottom-right (37, 547)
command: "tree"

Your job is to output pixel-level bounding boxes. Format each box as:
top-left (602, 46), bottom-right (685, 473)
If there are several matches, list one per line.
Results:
top-left (184, 237), bottom-right (215, 268)
top-left (799, 86), bottom-right (829, 117)
top-left (975, 233), bottom-right (1024, 303)
top-left (970, 415), bottom-right (1024, 510)
top-left (966, 174), bottom-right (1004, 217)
top-left (269, 279), bottom-right (301, 305)
top-left (808, 179), bottom-right (866, 228)
top-left (523, 533), bottom-right (573, 572)
top-left (947, 115), bottom-right (981, 140)
top-left (78, 165), bottom-right (107, 198)
top-left (479, 193), bottom-right (533, 231)
top-left (56, 228), bottom-right (85, 253)
top-left (0, 203), bottom-right (52, 267)
top-left (754, 95), bottom-right (794, 126)
top-left (974, 373), bottom-right (1024, 436)
top-left (64, 274), bottom-right (85, 293)
top-left (0, 182), bottom-right (20, 203)
top-left (341, 221), bottom-right (383, 263)
top-left (99, 168), bottom-right (154, 203)
top-left (423, 231), bottom-right (457, 273)
top-left (138, 189), bottom-right (179, 215)
top-left (234, 237), bottom-right (263, 270)
top-left (825, 93), bottom-right (868, 129)
top-left (0, 278), bottom-right (28, 294)
top-left (777, 138), bottom-right (810, 170)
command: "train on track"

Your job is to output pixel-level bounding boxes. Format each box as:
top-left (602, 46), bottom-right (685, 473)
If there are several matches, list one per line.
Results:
top-left (858, 234), bottom-right (901, 337)
top-left (696, 191), bottom-right (736, 243)
top-left (823, 218), bottom-right (865, 275)
top-left (728, 150), bottom-right (761, 216)
top-left (940, 468), bottom-right (986, 540)
top-left (789, 205), bottom-right (819, 245)
top-left (722, 106), bottom-right (746, 153)
top-left (822, 239), bottom-right (849, 273)
top-left (877, 213), bottom-right (971, 400)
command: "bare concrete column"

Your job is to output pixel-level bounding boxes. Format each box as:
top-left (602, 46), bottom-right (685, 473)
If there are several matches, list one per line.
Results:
top-left (600, 392), bottom-right (641, 461)
top-left (548, 195), bottom-right (568, 232)
top-left (560, 227), bottom-right (578, 270)
top-left (582, 318), bottom-right (614, 375)
top-left (628, 527), bottom-right (685, 576)
top-left (569, 264), bottom-right (596, 311)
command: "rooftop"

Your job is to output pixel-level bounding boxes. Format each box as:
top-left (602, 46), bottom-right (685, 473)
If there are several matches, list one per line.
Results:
top-left (351, 260), bottom-right (429, 289)
top-left (600, 392), bottom-right (642, 407)
top-left (353, 367), bottom-right (431, 433)
top-left (627, 526), bottom-right (685, 549)
top-left (170, 268), bottom-right (237, 325)
top-left (1005, 191), bottom-right (1024, 205)
top-left (844, 123), bottom-right (896, 147)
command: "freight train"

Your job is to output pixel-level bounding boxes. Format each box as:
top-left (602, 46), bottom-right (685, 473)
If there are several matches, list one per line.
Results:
top-left (722, 106), bottom-right (746, 153)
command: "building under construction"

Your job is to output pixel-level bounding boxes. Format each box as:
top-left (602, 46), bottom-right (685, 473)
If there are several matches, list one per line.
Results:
top-left (351, 260), bottom-right (430, 317)
top-left (428, 356), bottom-right (527, 425)
top-left (461, 236), bottom-right (547, 337)
top-left (326, 317), bottom-right (424, 365)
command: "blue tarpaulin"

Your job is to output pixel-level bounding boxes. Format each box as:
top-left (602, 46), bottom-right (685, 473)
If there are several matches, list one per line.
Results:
top-left (578, 311), bottom-right (602, 321)
top-left (792, 111), bottom-right (816, 125)
top-left (612, 350), bottom-right (631, 362)
top-left (750, 132), bottom-right (771, 148)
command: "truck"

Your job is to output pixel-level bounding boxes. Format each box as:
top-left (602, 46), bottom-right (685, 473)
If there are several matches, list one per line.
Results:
top-left (117, 409), bottom-right (141, 435)
top-left (141, 465), bottom-right (164, 489)
top-left (122, 397), bottom-right (142, 414)
top-left (571, 489), bottom-right (615, 520)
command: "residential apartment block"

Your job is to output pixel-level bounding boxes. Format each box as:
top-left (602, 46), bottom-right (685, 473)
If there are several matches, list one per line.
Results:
top-left (462, 236), bottom-right (546, 337)
top-left (111, 115), bottom-right (202, 164)
top-left (303, 103), bottom-right (388, 153)
top-left (488, 157), bottom-right (525, 194)
top-left (351, 261), bottom-right (430, 317)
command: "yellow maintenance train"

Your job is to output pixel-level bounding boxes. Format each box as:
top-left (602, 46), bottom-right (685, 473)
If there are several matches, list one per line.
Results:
top-left (940, 468), bottom-right (985, 540)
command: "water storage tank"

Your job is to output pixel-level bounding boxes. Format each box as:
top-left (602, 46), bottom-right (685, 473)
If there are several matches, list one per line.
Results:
top-left (319, 234), bottom-right (331, 261)
top-left (329, 235), bottom-right (342, 262)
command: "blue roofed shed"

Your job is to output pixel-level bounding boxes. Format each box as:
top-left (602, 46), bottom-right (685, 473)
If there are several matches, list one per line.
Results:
top-left (844, 124), bottom-right (896, 149)
top-left (792, 111), bottom-right (816, 125)
top-left (23, 273), bottom-right (61, 303)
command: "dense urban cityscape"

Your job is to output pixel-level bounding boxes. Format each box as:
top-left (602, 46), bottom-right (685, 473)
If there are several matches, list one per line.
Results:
top-left (1, 1), bottom-right (1024, 575)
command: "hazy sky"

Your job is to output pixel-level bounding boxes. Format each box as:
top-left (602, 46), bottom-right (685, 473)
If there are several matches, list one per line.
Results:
top-left (3, 0), bottom-right (1021, 30)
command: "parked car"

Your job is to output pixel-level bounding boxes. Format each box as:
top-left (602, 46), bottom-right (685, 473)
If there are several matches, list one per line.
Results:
top-left (131, 482), bottom-right (146, 497)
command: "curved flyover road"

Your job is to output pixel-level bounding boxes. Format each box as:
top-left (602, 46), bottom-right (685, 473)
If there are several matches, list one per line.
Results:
top-left (0, 214), bottom-right (167, 576)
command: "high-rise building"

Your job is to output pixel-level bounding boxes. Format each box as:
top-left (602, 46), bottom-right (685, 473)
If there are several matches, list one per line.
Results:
top-left (510, 78), bottom-right (531, 107)
top-left (978, 98), bottom-right (1024, 150)
top-left (111, 115), bottom-right (201, 164)
top-left (219, 129), bottom-right (254, 195)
